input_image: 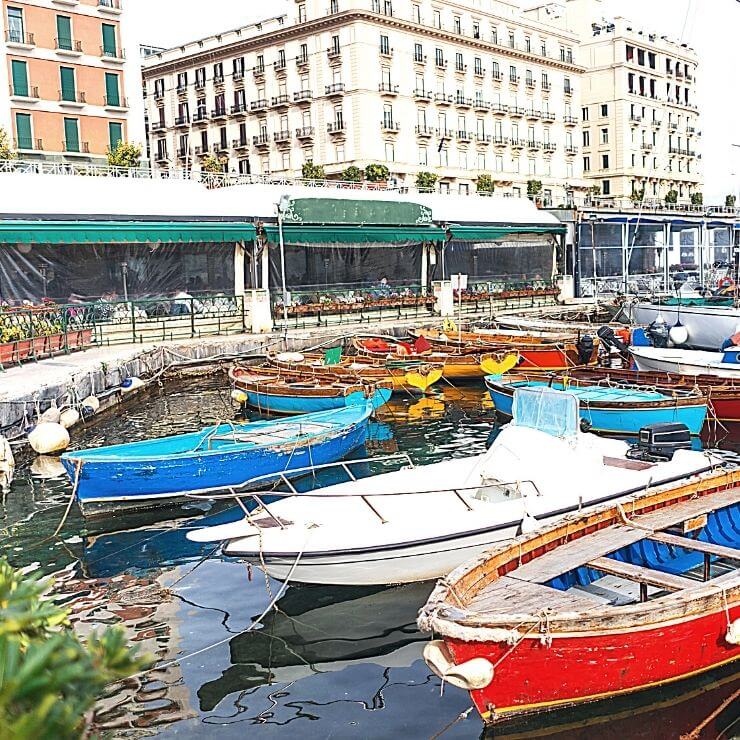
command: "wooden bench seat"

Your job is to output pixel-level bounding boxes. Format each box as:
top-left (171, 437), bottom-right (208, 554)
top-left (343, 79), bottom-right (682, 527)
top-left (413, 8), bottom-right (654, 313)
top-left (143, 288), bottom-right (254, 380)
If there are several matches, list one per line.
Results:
top-left (586, 556), bottom-right (696, 592)
top-left (648, 532), bottom-right (740, 561)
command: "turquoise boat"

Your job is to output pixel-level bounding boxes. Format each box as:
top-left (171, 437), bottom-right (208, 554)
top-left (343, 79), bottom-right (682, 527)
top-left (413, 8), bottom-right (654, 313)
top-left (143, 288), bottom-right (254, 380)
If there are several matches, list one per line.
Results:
top-left (61, 403), bottom-right (373, 516)
top-left (230, 365), bottom-right (392, 415)
top-left (485, 374), bottom-right (708, 435)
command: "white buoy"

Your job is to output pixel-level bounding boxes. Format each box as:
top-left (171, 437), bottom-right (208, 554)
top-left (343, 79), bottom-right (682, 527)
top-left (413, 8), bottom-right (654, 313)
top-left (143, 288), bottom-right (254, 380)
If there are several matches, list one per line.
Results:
top-left (121, 377), bottom-right (144, 394)
top-left (231, 389), bottom-right (248, 405)
top-left (726, 619), bottom-right (740, 646)
top-left (518, 512), bottom-right (540, 535)
top-left (59, 408), bottom-right (81, 429)
top-left (81, 395), bottom-right (100, 412)
top-left (40, 403), bottom-right (61, 424)
top-left (669, 324), bottom-right (689, 346)
top-left (0, 436), bottom-right (14, 491)
top-left (28, 423), bottom-right (70, 455)
top-left (30, 454), bottom-right (66, 480)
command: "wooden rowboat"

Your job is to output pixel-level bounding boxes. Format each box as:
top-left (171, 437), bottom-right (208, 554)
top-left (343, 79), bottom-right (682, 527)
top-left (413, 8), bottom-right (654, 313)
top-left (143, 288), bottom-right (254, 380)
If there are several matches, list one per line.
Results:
top-left (419, 468), bottom-right (740, 723)
top-left (410, 326), bottom-right (579, 347)
top-left (230, 365), bottom-right (392, 414)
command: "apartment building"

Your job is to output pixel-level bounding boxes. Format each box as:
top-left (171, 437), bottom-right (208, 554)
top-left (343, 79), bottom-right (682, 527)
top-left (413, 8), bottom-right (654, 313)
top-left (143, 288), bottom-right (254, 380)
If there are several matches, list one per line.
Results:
top-left (142, 0), bottom-right (588, 203)
top-left (0, 0), bottom-right (144, 162)
top-left (530, 0), bottom-right (701, 203)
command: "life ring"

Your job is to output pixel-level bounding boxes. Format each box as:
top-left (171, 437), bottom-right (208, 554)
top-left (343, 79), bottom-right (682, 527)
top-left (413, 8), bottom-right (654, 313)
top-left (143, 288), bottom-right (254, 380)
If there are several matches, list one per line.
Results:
top-left (718, 276), bottom-right (735, 290)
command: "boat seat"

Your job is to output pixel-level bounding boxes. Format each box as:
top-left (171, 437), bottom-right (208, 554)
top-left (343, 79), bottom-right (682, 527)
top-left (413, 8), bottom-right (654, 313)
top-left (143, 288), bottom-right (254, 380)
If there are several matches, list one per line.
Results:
top-left (586, 557), bottom-right (696, 592)
top-left (648, 532), bottom-right (740, 561)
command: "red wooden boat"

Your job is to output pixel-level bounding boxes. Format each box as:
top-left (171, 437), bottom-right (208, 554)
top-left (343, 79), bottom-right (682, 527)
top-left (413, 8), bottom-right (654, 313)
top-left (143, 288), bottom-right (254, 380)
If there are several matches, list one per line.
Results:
top-left (419, 470), bottom-right (740, 724)
top-left (567, 366), bottom-right (740, 423)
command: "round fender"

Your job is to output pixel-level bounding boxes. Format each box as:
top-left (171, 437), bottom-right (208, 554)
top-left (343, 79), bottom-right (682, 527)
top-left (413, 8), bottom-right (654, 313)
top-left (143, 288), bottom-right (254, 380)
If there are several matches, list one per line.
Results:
top-left (423, 640), bottom-right (494, 690)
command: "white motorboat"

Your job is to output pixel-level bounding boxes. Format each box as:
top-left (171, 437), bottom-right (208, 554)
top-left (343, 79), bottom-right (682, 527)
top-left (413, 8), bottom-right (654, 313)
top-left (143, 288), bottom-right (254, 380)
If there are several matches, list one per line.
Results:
top-left (630, 346), bottom-right (740, 378)
top-left (629, 301), bottom-right (740, 350)
top-left (188, 388), bottom-right (722, 586)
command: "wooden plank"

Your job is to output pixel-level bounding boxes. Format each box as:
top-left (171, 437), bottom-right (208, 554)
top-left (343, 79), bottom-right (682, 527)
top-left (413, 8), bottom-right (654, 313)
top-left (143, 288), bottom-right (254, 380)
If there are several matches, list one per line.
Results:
top-left (634, 488), bottom-right (738, 532)
top-left (648, 531), bottom-right (740, 561)
top-left (587, 557), bottom-right (695, 592)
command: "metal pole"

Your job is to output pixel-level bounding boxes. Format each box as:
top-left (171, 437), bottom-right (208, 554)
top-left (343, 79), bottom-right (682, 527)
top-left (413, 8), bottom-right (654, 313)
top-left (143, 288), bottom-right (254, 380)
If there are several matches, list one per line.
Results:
top-left (277, 209), bottom-right (289, 330)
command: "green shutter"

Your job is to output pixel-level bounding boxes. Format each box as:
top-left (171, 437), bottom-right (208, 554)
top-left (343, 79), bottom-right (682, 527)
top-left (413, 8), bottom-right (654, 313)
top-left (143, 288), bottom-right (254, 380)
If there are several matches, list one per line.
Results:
top-left (10, 60), bottom-right (28, 97)
top-left (15, 113), bottom-right (32, 150)
top-left (108, 122), bottom-right (123, 150)
top-left (102, 23), bottom-right (117, 56)
top-left (60, 66), bottom-right (75, 101)
top-left (64, 118), bottom-right (79, 152)
top-left (104, 72), bottom-right (119, 106)
top-left (56, 15), bottom-right (72, 50)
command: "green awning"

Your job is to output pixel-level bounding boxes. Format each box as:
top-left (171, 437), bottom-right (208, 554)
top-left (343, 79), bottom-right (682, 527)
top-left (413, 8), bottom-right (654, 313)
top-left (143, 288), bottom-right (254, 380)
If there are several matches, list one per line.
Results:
top-left (446, 224), bottom-right (566, 240)
top-left (265, 224), bottom-right (447, 245)
top-left (0, 220), bottom-right (256, 245)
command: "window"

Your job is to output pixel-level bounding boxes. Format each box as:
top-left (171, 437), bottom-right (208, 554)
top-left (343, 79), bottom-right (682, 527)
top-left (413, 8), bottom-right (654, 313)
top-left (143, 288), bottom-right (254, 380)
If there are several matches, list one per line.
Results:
top-left (282, 151), bottom-right (291, 170)
top-left (601, 128), bottom-right (608, 144)
top-left (256, 53), bottom-right (265, 72)
top-left (104, 72), bottom-right (120, 106)
top-left (435, 48), bottom-right (444, 66)
top-left (602, 179), bottom-right (611, 195)
top-left (509, 65), bottom-right (517, 82)
top-left (453, 15), bottom-right (461, 33)
top-left (472, 22), bottom-right (480, 39)
top-left (525, 69), bottom-right (533, 85)
top-left (455, 52), bottom-right (464, 72)
top-left (581, 106), bottom-right (589, 121)
top-left (195, 67), bottom-right (206, 87)
top-left (414, 43), bottom-right (423, 62)
top-left (383, 0), bottom-right (392, 15)
top-left (418, 146), bottom-right (428, 165)
top-left (583, 156), bottom-right (590, 172)
top-left (564, 77), bottom-right (572, 94)
top-left (491, 26), bottom-right (498, 44)
top-left (233, 57), bottom-right (245, 77)
top-left (495, 154), bottom-right (503, 171)
top-left (63, 117), bottom-right (79, 152)
top-left (299, 43), bottom-right (308, 63)
top-left (380, 34), bottom-right (390, 55)
top-left (15, 112), bottom-right (32, 150)
top-left (525, 36), bottom-right (531, 52)
top-left (474, 57), bottom-right (482, 75)
top-left (602, 154), bottom-right (609, 169)
top-left (541, 72), bottom-right (549, 89)
top-left (383, 103), bottom-right (394, 127)
top-left (385, 142), bottom-right (395, 161)
top-left (492, 61), bottom-right (499, 79)
top-left (213, 62), bottom-right (224, 82)
top-left (508, 31), bottom-right (515, 48)
top-left (413, 4), bottom-right (421, 23)
top-left (56, 15), bottom-right (72, 50)
top-left (583, 130), bottom-right (590, 146)
top-left (108, 121), bottom-right (123, 149)
top-left (177, 72), bottom-right (187, 91)
top-left (437, 146), bottom-right (448, 167)
top-left (637, 48), bottom-right (645, 65)
top-left (528, 158), bottom-right (535, 175)
top-left (238, 159), bottom-right (251, 175)
top-left (59, 66), bottom-right (76, 102)
top-left (540, 40), bottom-right (546, 56)
top-left (7, 7), bottom-right (24, 44)
top-left (600, 103), bottom-right (608, 117)
top-left (626, 44), bottom-right (634, 62)
top-left (477, 152), bottom-right (485, 170)
top-left (101, 23), bottom-right (117, 56)
top-left (156, 139), bottom-right (167, 160)
top-left (10, 59), bottom-right (28, 97)
top-left (433, 9), bottom-right (441, 28)
top-left (298, 3), bottom-right (307, 21)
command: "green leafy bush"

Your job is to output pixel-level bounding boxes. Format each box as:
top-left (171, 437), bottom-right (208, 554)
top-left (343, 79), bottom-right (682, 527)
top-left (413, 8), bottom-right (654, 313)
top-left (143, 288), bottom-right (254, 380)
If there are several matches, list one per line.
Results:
top-left (106, 141), bottom-right (142, 168)
top-left (665, 189), bottom-right (678, 204)
top-left (0, 127), bottom-right (15, 161)
top-left (302, 161), bottom-right (326, 180)
top-left (415, 171), bottom-right (438, 191)
top-left (364, 163), bottom-right (390, 182)
top-left (340, 165), bottom-right (363, 182)
top-left (476, 174), bottom-right (495, 194)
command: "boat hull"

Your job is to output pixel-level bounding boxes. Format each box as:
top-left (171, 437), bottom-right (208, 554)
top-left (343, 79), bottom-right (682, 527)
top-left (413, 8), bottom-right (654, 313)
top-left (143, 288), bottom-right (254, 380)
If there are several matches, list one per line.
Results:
top-left (630, 347), bottom-right (740, 379)
top-left (243, 386), bottom-right (391, 414)
top-left (446, 604), bottom-right (740, 722)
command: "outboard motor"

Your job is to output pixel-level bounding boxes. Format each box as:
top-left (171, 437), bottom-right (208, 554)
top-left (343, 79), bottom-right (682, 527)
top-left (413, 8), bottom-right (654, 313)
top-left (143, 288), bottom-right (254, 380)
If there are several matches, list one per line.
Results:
top-left (627, 423), bottom-right (692, 462)
top-left (596, 326), bottom-right (629, 367)
top-left (645, 319), bottom-right (670, 348)
top-left (576, 334), bottom-right (595, 365)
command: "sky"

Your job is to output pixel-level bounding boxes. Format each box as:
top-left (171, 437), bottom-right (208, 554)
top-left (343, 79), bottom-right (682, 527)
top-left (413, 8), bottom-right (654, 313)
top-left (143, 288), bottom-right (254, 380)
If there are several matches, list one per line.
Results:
top-left (130, 0), bottom-right (740, 203)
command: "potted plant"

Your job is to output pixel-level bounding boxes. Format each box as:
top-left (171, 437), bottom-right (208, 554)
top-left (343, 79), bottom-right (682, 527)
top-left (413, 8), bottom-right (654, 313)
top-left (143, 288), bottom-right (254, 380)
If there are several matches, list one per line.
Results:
top-left (690, 192), bottom-right (703, 206)
top-left (0, 126), bottom-right (16, 161)
top-left (107, 141), bottom-right (143, 169)
top-left (340, 165), bottom-right (363, 183)
top-left (527, 179), bottom-right (543, 205)
top-left (726, 194), bottom-right (737, 208)
top-left (302, 160), bottom-right (326, 181)
top-left (476, 174), bottom-right (495, 194)
top-left (664, 189), bottom-right (679, 205)
top-left (630, 187), bottom-right (645, 204)
top-left (364, 163), bottom-right (390, 186)
top-left (415, 171), bottom-right (438, 192)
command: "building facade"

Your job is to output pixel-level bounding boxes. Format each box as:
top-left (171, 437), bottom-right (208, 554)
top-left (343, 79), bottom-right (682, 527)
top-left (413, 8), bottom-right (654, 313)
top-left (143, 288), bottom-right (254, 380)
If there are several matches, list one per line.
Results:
top-left (530, 0), bottom-right (701, 204)
top-left (142, 0), bottom-right (589, 203)
top-left (0, 0), bottom-right (144, 163)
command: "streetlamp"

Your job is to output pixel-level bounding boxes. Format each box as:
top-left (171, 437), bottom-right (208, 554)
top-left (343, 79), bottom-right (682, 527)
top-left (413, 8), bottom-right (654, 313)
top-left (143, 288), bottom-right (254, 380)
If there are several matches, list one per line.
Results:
top-left (276, 194), bottom-right (291, 330)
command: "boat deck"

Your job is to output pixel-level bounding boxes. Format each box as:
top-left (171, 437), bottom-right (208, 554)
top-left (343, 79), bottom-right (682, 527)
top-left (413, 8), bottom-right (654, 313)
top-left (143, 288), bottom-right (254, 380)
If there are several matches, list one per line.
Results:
top-left (467, 488), bottom-right (740, 614)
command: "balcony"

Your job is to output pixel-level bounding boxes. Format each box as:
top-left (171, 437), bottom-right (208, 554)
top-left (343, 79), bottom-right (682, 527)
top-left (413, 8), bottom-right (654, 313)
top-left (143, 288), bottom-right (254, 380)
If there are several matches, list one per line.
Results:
top-left (272, 94), bottom-right (291, 109)
top-left (379, 82), bottom-right (399, 96)
top-left (174, 115), bottom-right (190, 129)
top-left (541, 81), bottom-right (551, 92)
top-left (176, 147), bottom-right (191, 159)
top-left (668, 146), bottom-right (681, 155)
top-left (294, 90), bottom-right (313, 103)
top-left (296, 54), bottom-right (309, 68)
top-left (413, 88), bottom-right (432, 100)
top-left (54, 38), bottom-right (83, 56)
top-left (524, 108), bottom-right (540, 119)
top-left (231, 103), bottom-right (248, 117)
top-left (492, 71), bottom-right (502, 82)
top-left (687, 125), bottom-right (696, 135)
top-left (525, 78), bottom-right (536, 90)
top-left (274, 60), bottom-right (288, 75)
top-left (213, 75), bottom-right (225, 89)
top-left (508, 75), bottom-right (520, 86)
top-left (325, 83), bottom-right (345, 96)
top-left (492, 136), bottom-right (508, 147)
top-left (510, 138), bottom-right (525, 149)
top-left (415, 125), bottom-right (434, 137)
top-left (413, 54), bottom-right (427, 65)
top-left (100, 46), bottom-right (125, 63)
top-left (381, 120), bottom-right (400, 132)
top-left (150, 121), bottom-right (167, 132)
top-left (564, 144), bottom-right (578, 155)
top-left (233, 137), bottom-right (249, 150)
top-left (651, 117), bottom-right (662, 128)
top-left (436, 128), bottom-right (453, 139)
top-left (253, 65), bottom-right (266, 78)
top-left (327, 121), bottom-right (345, 134)
top-left (476, 133), bottom-right (491, 144)
top-left (509, 106), bottom-right (524, 117)
top-left (211, 108), bottom-right (228, 120)
top-left (379, 46), bottom-right (393, 58)
top-left (274, 129), bottom-right (291, 143)
top-left (193, 111), bottom-right (209, 124)
top-left (454, 64), bottom-right (467, 75)
top-left (296, 126), bottom-right (314, 140)
top-left (253, 134), bottom-right (270, 147)
top-left (434, 59), bottom-right (448, 70)
top-left (233, 70), bottom-right (245, 86)
top-left (212, 141), bottom-right (228, 154)
top-left (542, 112), bottom-right (556, 122)
top-left (543, 141), bottom-right (557, 153)
top-left (629, 114), bottom-right (642, 125)
top-left (491, 103), bottom-right (508, 115)
top-left (9, 84), bottom-right (39, 101)
top-left (564, 85), bottom-right (574, 96)
top-left (456, 130), bottom-right (472, 142)
top-left (5, 30), bottom-right (35, 49)
top-left (526, 140), bottom-right (541, 150)
top-left (155, 149), bottom-right (169, 163)
top-left (176, 84), bottom-right (188, 98)
top-left (327, 47), bottom-right (342, 63)
top-left (434, 92), bottom-right (452, 105)
top-left (473, 99), bottom-right (490, 111)
top-left (194, 146), bottom-right (208, 157)
top-left (194, 78), bottom-right (206, 91)
top-left (14, 137), bottom-right (42, 152)
top-left (455, 96), bottom-right (472, 108)
top-left (250, 99), bottom-right (269, 112)
top-left (668, 121), bottom-right (678, 132)
top-left (98, 0), bottom-right (122, 14)
top-left (64, 140), bottom-right (90, 156)
top-left (473, 66), bottom-right (485, 78)
top-left (58, 90), bottom-right (86, 108)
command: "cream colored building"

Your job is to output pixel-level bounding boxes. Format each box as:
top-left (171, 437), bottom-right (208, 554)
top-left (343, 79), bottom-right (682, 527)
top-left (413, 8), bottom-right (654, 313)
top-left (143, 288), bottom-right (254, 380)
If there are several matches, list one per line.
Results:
top-left (142, 0), bottom-right (588, 204)
top-left (0, 0), bottom-right (145, 163)
top-left (527, 0), bottom-right (701, 204)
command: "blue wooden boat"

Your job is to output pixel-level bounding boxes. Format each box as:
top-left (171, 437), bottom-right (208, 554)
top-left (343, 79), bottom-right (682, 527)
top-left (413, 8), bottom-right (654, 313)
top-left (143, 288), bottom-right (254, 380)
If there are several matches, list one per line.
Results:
top-left (61, 403), bottom-right (373, 515)
top-left (485, 373), bottom-right (708, 435)
top-left (230, 365), bottom-right (392, 415)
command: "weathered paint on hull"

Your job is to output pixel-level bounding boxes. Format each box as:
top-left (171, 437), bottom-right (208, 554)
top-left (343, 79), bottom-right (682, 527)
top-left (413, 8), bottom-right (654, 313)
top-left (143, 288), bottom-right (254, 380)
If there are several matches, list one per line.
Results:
top-left (244, 387), bottom-right (392, 414)
top-left (446, 605), bottom-right (740, 722)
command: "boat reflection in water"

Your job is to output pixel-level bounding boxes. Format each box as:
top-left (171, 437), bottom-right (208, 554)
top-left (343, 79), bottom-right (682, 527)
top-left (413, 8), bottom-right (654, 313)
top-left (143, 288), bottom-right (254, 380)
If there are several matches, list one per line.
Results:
top-left (197, 581), bottom-right (433, 714)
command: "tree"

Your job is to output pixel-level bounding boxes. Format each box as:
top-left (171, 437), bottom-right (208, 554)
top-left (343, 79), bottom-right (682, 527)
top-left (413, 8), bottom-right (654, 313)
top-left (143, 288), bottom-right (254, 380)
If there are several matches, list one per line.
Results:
top-left (527, 179), bottom-right (543, 198)
top-left (665, 189), bottom-right (679, 204)
top-left (415, 171), bottom-right (438, 191)
top-left (301, 160), bottom-right (325, 180)
top-left (476, 174), bottom-right (495, 194)
top-left (364, 163), bottom-right (390, 182)
top-left (0, 559), bottom-right (148, 738)
top-left (0, 127), bottom-right (15, 161)
top-left (340, 165), bottom-right (363, 182)
top-left (726, 194), bottom-right (737, 208)
top-left (690, 192), bottom-right (703, 206)
top-left (106, 140), bottom-right (142, 168)
top-left (201, 153), bottom-right (227, 174)
top-left (630, 187), bottom-right (645, 204)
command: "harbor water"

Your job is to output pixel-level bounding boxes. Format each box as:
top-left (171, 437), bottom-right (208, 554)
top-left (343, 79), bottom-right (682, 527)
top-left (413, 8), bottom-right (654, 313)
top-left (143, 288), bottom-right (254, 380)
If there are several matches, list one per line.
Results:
top-left (1, 374), bottom-right (738, 738)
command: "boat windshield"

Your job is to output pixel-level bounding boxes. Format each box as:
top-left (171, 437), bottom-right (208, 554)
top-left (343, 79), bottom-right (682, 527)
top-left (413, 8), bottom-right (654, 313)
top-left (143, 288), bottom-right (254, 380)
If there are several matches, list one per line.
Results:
top-left (512, 387), bottom-right (579, 438)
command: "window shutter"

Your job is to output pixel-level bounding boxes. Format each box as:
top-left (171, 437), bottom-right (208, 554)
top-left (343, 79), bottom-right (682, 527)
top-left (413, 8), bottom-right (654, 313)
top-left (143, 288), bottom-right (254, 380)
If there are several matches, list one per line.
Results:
top-left (15, 113), bottom-right (32, 149)
top-left (56, 16), bottom-right (72, 50)
top-left (102, 23), bottom-right (117, 55)
top-left (60, 67), bottom-right (75, 101)
top-left (105, 73), bottom-right (119, 106)
top-left (11, 60), bottom-right (28, 97)
top-left (64, 117), bottom-right (79, 151)
top-left (108, 122), bottom-right (123, 149)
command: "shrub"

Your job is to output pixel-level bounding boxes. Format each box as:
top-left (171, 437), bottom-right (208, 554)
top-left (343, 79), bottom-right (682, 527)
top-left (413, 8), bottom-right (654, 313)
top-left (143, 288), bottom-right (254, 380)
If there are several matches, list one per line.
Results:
top-left (0, 127), bottom-right (15, 161)
top-left (301, 160), bottom-right (325, 180)
top-left (726, 194), bottom-right (737, 208)
top-left (690, 192), bottom-right (703, 206)
top-left (106, 141), bottom-right (142, 168)
top-left (415, 171), bottom-right (438, 191)
top-left (340, 165), bottom-right (363, 182)
top-left (665, 189), bottom-right (678, 204)
top-left (630, 187), bottom-right (645, 203)
top-left (476, 174), bottom-right (495, 194)
top-left (527, 179), bottom-right (543, 197)
top-left (202, 153), bottom-right (227, 174)
top-left (364, 163), bottom-right (390, 182)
